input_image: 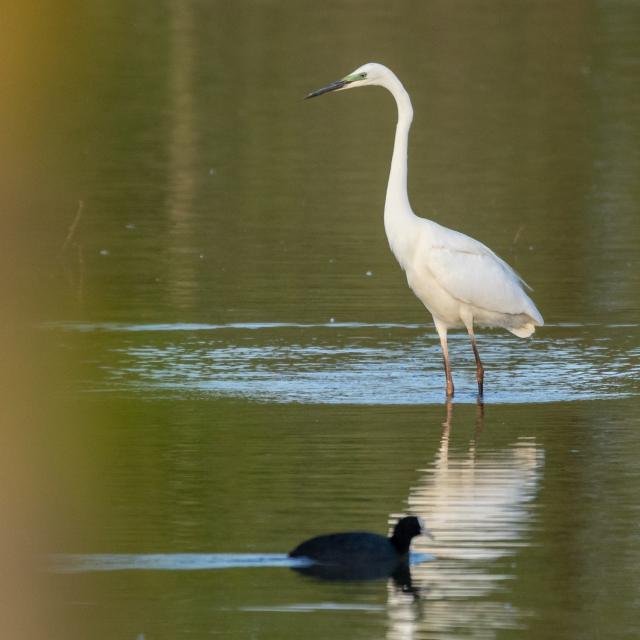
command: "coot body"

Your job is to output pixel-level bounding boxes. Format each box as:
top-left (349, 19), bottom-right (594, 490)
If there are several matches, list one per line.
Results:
top-left (288, 516), bottom-right (424, 581)
top-left (290, 531), bottom-right (398, 565)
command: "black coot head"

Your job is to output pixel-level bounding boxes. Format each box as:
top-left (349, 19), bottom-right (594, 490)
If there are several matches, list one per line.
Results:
top-left (390, 516), bottom-right (425, 554)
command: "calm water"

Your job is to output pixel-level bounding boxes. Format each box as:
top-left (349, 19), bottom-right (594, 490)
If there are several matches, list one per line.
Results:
top-left (4, 1), bottom-right (640, 639)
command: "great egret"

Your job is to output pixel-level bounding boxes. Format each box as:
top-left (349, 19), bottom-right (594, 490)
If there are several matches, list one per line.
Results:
top-left (306, 63), bottom-right (544, 399)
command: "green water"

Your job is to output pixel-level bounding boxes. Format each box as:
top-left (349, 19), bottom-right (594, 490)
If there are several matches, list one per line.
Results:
top-left (5, 1), bottom-right (640, 639)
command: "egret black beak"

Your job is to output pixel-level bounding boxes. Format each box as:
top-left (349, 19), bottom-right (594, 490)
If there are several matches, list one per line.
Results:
top-left (305, 79), bottom-right (349, 99)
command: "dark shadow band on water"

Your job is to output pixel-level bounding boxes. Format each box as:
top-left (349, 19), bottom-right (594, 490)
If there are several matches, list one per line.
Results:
top-left (237, 603), bottom-right (386, 612)
top-left (43, 321), bottom-right (432, 332)
top-left (43, 321), bottom-right (638, 332)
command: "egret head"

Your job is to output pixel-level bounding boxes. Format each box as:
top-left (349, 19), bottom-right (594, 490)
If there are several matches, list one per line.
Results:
top-left (305, 62), bottom-right (391, 99)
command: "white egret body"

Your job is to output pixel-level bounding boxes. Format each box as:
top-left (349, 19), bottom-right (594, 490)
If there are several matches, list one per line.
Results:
top-left (306, 63), bottom-right (543, 398)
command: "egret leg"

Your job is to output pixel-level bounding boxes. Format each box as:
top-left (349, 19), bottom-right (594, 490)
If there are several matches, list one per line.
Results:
top-left (468, 329), bottom-right (484, 398)
top-left (434, 321), bottom-right (454, 398)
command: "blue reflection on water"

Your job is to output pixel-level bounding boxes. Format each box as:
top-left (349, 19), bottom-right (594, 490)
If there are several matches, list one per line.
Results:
top-left (50, 551), bottom-right (433, 574)
top-left (50, 553), bottom-right (310, 573)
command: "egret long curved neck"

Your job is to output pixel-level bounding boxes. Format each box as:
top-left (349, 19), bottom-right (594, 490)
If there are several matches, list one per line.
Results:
top-left (382, 73), bottom-right (417, 268)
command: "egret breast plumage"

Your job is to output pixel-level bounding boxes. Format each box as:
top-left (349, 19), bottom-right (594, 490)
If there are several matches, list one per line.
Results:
top-left (307, 63), bottom-right (543, 398)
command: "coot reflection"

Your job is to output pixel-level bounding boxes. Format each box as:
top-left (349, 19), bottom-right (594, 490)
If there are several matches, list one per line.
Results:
top-left (289, 516), bottom-right (428, 584)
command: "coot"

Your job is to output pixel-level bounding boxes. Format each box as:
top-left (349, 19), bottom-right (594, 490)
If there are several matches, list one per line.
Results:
top-left (289, 516), bottom-right (426, 581)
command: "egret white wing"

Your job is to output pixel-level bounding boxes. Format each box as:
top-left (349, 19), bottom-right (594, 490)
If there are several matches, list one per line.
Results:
top-left (424, 225), bottom-right (543, 323)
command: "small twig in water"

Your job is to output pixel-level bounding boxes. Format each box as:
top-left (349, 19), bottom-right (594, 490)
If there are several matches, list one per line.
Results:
top-left (62, 200), bottom-right (84, 253)
top-left (512, 224), bottom-right (524, 246)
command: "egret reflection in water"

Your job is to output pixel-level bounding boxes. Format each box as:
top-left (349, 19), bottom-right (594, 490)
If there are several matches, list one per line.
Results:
top-left (386, 406), bottom-right (544, 637)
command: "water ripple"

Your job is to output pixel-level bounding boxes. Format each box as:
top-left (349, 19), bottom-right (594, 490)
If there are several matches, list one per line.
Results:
top-left (50, 553), bottom-right (310, 573)
top-left (50, 551), bottom-right (431, 575)
top-left (48, 322), bottom-right (640, 404)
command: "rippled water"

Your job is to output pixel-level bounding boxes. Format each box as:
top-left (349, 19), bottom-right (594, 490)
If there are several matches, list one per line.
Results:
top-left (48, 321), bottom-right (640, 403)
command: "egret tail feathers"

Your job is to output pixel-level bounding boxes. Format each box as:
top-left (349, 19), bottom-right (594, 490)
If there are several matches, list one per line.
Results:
top-left (508, 323), bottom-right (537, 338)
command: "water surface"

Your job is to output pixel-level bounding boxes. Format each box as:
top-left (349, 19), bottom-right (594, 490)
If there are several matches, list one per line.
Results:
top-left (48, 321), bottom-right (640, 403)
top-left (7, 1), bottom-right (640, 639)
